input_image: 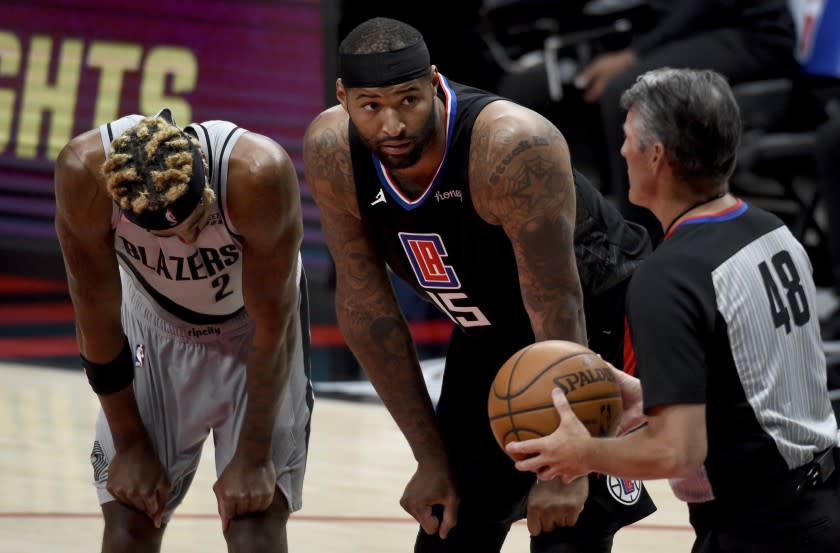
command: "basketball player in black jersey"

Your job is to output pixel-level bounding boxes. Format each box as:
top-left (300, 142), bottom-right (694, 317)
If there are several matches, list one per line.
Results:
top-left (508, 68), bottom-right (840, 552)
top-left (304, 17), bottom-right (655, 553)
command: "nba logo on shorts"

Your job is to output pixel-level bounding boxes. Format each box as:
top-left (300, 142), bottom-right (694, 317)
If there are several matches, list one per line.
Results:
top-left (606, 475), bottom-right (642, 505)
top-left (135, 344), bottom-right (145, 368)
top-left (398, 232), bottom-right (460, 289)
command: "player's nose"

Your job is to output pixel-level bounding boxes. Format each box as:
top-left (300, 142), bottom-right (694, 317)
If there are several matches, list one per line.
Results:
top-left (380, 108), bottom-right (406, 137)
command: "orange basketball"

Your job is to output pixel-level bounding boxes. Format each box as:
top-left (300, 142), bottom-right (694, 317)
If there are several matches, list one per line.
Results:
top-left (488, 340), bottom-right (623, 460)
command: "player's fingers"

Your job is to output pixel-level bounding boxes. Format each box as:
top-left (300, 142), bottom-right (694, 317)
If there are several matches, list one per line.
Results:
top-left (151, 488), bottom-right (167, 529)
top-left (105, 483), bottom-right (126, 505)
top-left (438, 499), bottom-right (459, 539)
top-left (258, 486), bottom-right (277, 512)
top-left (416, 507), bottom-right (441, 536)
top-left (234, 494), bottom-right (253, 518)
top-left (248, 490), bottom-right (272, 514)
top-left (566, 505), bottom-right (583, 526)
top-left (215, 491), bottom-right (232, 532)
top-left (541, 511), bottom-right (558, 533)
top-left (142, 491), bottom-right (159, 522)
top-left (526, 509), bottom-right (545, 536)
top-left (526, 509), bottom-right (539, 536)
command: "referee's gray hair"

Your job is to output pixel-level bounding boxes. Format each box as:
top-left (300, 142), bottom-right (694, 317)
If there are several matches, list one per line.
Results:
top-left (620, 68), bottom-right (741, 188)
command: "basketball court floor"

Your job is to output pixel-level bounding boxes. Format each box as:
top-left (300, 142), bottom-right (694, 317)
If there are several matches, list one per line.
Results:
top-left (0, 359), bottom-right (697, 553)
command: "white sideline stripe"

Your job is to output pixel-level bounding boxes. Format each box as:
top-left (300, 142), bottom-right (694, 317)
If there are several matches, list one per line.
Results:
top-left (314, 357), bottom-right (446, 403)
top-left (314, 354), bottom-right (840, 404)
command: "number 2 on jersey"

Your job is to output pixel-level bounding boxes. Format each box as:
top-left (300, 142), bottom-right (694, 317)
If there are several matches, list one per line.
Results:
top-left (212, 274), bottom-right (234, 302)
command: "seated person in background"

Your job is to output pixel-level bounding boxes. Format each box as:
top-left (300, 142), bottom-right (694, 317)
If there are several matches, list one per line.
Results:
top-left (581, 0), bottom-right (798, 242)
top-left (792, 0), bottom-right (840, 344)
top-left (501, 0), bottom-right (798, 244)
top-left (818, 108), bottom-right (840, 341)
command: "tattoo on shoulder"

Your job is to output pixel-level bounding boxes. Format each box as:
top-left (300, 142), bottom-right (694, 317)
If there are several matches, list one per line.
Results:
top-left (472, 118), bottom-right (572, 211)
top-left (308, 119), bottom-right (353, 194)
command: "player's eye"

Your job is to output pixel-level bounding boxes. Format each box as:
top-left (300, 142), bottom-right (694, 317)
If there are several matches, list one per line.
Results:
top-left (402, 96), bottom-right (418, 106)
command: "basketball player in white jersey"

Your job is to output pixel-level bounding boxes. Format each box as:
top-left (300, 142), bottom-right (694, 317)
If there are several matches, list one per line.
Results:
top-left (54, 109), bottom-right (313, 553)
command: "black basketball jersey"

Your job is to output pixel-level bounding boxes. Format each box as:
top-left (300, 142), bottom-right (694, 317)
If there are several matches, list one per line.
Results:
top-left (349, 76), bottom-right (649, 342)
top-left (351, 76), bottom-right (527, 339)
top-left (627, 201), bottom-right (837, 501)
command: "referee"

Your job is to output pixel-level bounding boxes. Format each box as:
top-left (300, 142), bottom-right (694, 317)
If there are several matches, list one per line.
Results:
top-left (507, 68), bottom-right (840, 552)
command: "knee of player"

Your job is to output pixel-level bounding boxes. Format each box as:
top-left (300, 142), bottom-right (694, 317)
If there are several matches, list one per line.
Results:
top-left (102, 508), bottom-right (165, 549)
top-left (224, 519), bottom-right (288, 552)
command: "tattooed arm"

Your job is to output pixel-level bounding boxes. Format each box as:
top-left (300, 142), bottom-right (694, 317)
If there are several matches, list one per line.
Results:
top-left (470, 101), bottom-right (589, 535)
top-left (470, 101), bottom-right (586, 344)
top-left (303, 107), bottom-right (459, 538)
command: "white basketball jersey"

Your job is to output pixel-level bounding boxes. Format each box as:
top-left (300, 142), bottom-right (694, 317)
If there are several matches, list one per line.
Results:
top-left (101, 115), bottom-right (248, 322)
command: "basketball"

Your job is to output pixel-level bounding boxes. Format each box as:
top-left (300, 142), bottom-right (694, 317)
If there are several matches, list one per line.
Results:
top-left (488, 340), bottom-right (623, 459)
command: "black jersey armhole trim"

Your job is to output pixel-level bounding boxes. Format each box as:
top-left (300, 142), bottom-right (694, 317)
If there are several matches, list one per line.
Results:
top-left (216, 126), bottom-right (245, 241)
top-left (196, 123), bottom-right (214, 183)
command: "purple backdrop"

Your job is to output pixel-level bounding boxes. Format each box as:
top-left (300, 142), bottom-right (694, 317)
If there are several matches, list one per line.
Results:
top-left (0, 0), bottom-right (323, 245)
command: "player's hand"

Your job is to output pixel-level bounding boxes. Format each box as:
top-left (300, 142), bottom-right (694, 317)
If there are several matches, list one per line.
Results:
top-left (525, 475), bottom-right (588, 535)
top-left (213, 453), bottom-right (277, 532)
top-left (107, 439), bottom-right (171, 528)
top-left (506, 388), bottom-right (592, 482)
top-left (400, 458), bottom-right (459, 539)
top-left (575, 49), bottom-right (636, 103)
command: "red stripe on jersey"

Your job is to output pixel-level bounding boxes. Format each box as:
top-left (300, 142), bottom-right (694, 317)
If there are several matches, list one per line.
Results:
top-left (623, 315), bottom-right (637, 376)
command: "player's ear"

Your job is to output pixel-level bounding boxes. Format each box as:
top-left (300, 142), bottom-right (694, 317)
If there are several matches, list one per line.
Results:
top-left (430, 66), bottom-right (440, 90)
top-left (336, 78), bottom-right (348, 111)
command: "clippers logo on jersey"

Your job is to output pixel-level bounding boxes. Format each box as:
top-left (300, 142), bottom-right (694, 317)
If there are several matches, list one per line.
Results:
top-left (134, 344), bottom-right (145, 368)
top-left (399, 232), bottom-right (460, 289)
top-left (606, 475), bottom-right (642, 505)
top-left (165, 208), bottom-right (178, 226)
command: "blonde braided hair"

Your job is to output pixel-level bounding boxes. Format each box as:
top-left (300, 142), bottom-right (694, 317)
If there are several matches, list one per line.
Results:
top-left (103, 116), bottom-right (210, 214)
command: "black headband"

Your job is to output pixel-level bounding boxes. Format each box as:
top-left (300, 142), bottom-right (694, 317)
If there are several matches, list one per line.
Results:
top-left (121, 142), bottom-right (206, 231)
top-left (339, 41), bottom-right (431, 88)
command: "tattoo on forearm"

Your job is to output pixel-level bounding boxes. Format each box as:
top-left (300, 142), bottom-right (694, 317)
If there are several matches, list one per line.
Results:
top-left (369, 316), bottom-right (414, 362)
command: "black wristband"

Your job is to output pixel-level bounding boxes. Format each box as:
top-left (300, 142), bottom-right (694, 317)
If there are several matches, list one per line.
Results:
top-left (81, 336), bottom-right (135, 395)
